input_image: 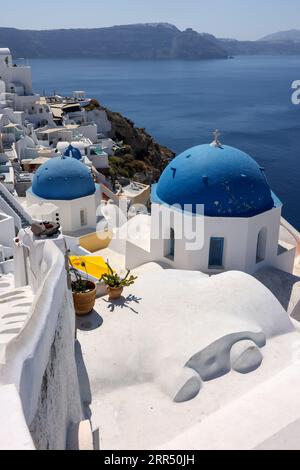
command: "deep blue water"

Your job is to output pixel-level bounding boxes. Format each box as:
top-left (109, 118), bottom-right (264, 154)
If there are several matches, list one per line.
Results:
top-left (29, 56), bottom-right (300, 229)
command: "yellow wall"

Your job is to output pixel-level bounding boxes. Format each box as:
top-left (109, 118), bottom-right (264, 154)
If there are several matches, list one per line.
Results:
top-left (79, 231), bottom-right (112, 253)
top-left (69, 256), bottom-right (110, 278)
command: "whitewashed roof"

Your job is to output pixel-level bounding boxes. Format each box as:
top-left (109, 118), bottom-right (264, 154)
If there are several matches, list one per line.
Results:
top-left (0, 49), bottom-right (11, 56)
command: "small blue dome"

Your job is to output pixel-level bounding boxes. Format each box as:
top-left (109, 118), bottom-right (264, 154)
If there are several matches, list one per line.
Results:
top-left (153, 144), bottom-right (274, 217)
top-left (32, 156), bottom-right (96, 201)
top-left (64, 144), bottom-right (82, 160)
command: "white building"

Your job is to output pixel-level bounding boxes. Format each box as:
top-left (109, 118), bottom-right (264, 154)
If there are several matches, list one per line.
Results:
top-left (0, 49), bottom-right (33, 96)
top-left (0, 211), bottom-right (15, 271)
top-left (26, 155), bottom-right (101, 235)
top-left (0, 50), bottom-right (56, 132)
top-left (0, 144), bottom-right (14, 191)
top-left (87, 145), bottom-right (109, 170)
top-left (111, 138), bottom-right (295, 275)
top-left (73, 91), bottom-right (86, 101)
top-left (0, 48), bottom-right (41, 118)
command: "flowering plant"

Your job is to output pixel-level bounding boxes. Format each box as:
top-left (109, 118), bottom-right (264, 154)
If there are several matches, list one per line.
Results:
top-left (68, 256), bottom-right (94, 293)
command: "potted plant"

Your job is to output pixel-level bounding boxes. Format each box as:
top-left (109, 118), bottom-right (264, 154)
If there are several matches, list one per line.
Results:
top-left (100, 260), bottom-right (137, 300)
top-left (68, 257), bottom-right (97, 316)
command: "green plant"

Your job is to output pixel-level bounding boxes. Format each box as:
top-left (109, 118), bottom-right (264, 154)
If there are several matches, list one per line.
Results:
top-left (100, 260), bottom-right (137, 289)
top-left (67, 256), bottom-right (93, 293)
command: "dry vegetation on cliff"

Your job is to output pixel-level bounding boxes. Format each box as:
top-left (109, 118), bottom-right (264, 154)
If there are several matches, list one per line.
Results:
top-left (103, 106), bottom-right (175, 184)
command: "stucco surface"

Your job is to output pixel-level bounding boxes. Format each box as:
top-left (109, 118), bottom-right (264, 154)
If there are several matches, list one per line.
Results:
top-left (0, 240), bottom-right (84, 450)
top-left (0, 384), bottom-right (34, 450)
top-left (0, 285), bottom-right (33, 361)
top-left (30, 295), bottom-right (84, 450)
top-left (77, 267), bottom-right (299, 450)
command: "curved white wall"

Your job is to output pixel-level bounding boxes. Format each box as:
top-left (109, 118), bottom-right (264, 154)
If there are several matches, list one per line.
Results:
top-left (0, 240), bottom-right (84, 449)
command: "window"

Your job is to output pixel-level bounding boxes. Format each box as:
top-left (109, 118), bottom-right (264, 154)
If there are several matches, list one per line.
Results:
top-left (80, 209), bottom-right (87, 227)
top-left (165, 227), bottom-right (175, 261)
top-left (209, 237), bottom-right (224, 268)
top-left (256, 228), bottom-right (267, 263)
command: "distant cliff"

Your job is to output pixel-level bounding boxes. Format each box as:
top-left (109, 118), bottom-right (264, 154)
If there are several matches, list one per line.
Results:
top-left (219, 38), bottom-right (300, 56)
top-left (260, 29), bottom-right (300, 42)
top-left (0, 24), bottom-right (227, 60)
top-left (1, 23), bottom-right (300, 62)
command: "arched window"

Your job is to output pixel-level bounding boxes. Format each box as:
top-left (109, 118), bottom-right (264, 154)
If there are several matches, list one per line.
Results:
top-left (165, 227), bottom-right (175, 261)
top-left (80, 209), bottom-right (87, 227)
top-left (256, 228), bottom-right (267, 263)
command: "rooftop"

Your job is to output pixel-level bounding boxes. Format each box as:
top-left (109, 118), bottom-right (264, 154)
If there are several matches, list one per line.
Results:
top-left (77, 266), bottom-right (299, 450)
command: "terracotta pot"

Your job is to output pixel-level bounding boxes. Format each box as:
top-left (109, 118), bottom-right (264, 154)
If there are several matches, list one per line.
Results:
top-left (72, 281), bottom-right (97, 316)
top-left (107, 286), bottom-right (124, 300)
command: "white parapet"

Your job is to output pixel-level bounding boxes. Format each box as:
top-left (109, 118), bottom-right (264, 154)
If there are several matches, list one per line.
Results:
top-left (0, 238), bottom-right (84, 450)
top-left (0, 384), bottom-right (35, 450)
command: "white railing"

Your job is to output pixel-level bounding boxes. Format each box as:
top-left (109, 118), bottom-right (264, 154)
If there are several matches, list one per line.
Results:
top-left (0, 192), bottom-right (22, 228)
top-left (280, 217), bottom-right (300, 254)
top-left (101, 184), bottom-right (119, 203)
top-left (0, 182), bottom-right (32, 227)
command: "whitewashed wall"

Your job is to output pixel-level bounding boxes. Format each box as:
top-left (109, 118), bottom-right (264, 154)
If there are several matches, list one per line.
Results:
top-left (125, 202), bottom-right (294, 275)
top-left (0, 212), bottom-right (15, 248)
top-left (86, 109), bottom-right (112, 135)
top-left (26, 186), bottom-right (102, 235)
top-left (0, 240), bottom-right (84, 450)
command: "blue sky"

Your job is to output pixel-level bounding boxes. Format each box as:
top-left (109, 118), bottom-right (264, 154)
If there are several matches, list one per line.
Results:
top-left (2, 0), bottom-right (300, 40)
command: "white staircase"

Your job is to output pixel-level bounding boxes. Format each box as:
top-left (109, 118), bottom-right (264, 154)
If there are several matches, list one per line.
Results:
top-left (0, 183), bottom-right (32, 229)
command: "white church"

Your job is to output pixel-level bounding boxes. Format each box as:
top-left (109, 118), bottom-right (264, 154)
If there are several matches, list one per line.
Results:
top-left (110, 134), bottom-right (295, 275)
top-left (26, 154), bottom-right (101, 235)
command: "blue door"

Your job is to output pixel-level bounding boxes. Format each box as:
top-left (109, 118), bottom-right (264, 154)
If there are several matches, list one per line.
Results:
top-left (209, 238), bottom-right (224, 268)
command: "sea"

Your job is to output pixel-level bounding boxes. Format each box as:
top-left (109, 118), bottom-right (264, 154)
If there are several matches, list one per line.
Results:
top-left (28, 56), bottom-right (300, 229)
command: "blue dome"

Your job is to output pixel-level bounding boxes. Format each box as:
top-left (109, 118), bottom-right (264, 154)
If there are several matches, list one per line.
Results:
top-left (64, 144), bottom-right (82, 160)
top-left (32, 156), bottom-right (96, 201)
top-left (153, 144), bottom-right (274, 217)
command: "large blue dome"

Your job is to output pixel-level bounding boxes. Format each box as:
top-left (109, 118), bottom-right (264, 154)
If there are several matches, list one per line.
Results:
top-left (64, 144), bottom-right (82, 160)
top-left (153, 144), bottom-right (274, 217)
top-left (32, 156), bottom-right (96, 201)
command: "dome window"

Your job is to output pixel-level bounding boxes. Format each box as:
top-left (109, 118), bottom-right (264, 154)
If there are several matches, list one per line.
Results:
top-left (165, 227), bottom-right (175, 261)
top-left (256, 228), bottom-right (267, 263)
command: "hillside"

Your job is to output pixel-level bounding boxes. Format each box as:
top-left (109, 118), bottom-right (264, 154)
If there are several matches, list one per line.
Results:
top-left (98, 103), bottom-right (175, 184)
top-left (0, 24), bottom-right (228, 60)
top-left (1, 23), bottom-right (300, 61)
top-left (219, 37), bottom-right (300, 56)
